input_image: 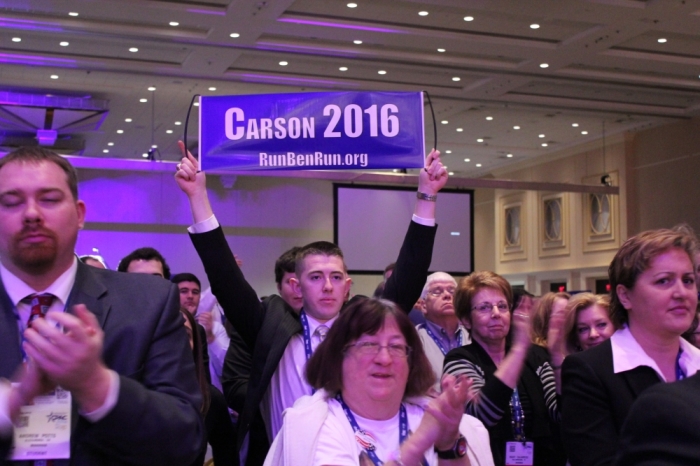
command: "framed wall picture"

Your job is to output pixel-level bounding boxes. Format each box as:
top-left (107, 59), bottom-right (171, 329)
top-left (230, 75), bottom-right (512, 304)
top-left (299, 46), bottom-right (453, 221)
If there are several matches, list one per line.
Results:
top-left (538, 192), bottom-right (570, 258)
top-left (582, 171), bottom-right (620, 252)
top-left (498, 192), bottom-right (527, 262)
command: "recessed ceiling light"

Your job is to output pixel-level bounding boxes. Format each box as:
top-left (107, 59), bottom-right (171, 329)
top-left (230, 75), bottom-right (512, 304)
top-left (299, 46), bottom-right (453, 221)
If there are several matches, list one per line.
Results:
top-left (230, 33), bottom-right (240, 38)
top-left (125, 118), bottom-right (132, 122)
top-left (452, 77), bottom-right (461, 82)
top-left (174, 121), bottom-right (182, 125)
top-left (418, 11), bottom-right (429, 16)
top-left (464, 158), bottom-right (470, 162)
top-left (347, 2), bottom-right (357, 7)
top-left (464, 16), bottom-right (474, 21)
top-left (507, 153), bottom-right (513, 158)
top-left (169, 21), bottom-right (179, 26)
top-left (147, 86), bottom-right (156, 91)
top-left (441, 120), bottom-right (449, 124)
top-left (208, 87), bottom-right (217, 91)
top-left (339, 66), bottom-right (348, 71)
top-left (117, 130), bottom-right (124, 134)
top-left (581, 130), bottom-right (588, 135)
top-left (68, 12), bottom-right (79, 16)
top-left (12, 37), bottom-right (21, 42)
top-left (353, 40), bottom-right (362, 44)
top-left (513, 125), bottom-right (520, 130)
top-left (378, 70), bottom-right (386, 75)
top-left (476, 163), bottom-right (482, 167)
top-left (166, 130), bottom-right (173, 134)
top-left (456, 128), bottom-right (463, 132)
top-left (60, 41), bottom-right (69, 46)
top-left (108, 142), bottom-right (114, 146)
top-left (139, 98), bottom-right (147, 103)
top-left (542, 143), bottom-right (548, 147)
top-left (658, 38), bottom-right (667, 43)
top-left (572, 123), bottom-right (579, 127)
top-left (151, 144), bottom-right (158, 149)
top-left (193, 102), bottom-right (199, 106)
top-left (448, 171), bottom-right (454, 176)
top-left (486, 116), bottom-right (493, 121)
top-left (103, 149), bottom-right (109, 153)
top-left (142, 153), bottom-right (149, 158)
top-left (445, 150), bottom-right (452, 154)
top-left (437, 48), bottom-right (446, 52)
top-left (129, 47), bottom-right (138, 52)
top-left (50, 75), bottom-right (59, 79)
top-left (540, 63), bottom-right (549, 68)
top-left (477, 138), bottom-right (484, 142)
top-left (530, 23), bottom-right (540, 29)
top-left (279, 61), bottom-right (288, 66)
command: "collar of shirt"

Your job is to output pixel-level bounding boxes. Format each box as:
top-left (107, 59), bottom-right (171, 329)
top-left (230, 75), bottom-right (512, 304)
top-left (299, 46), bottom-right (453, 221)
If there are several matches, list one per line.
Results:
top-left (423, 319), bottom-right (464, 350)
top-left (303, 311), bottom-right (338, 347)
top-left (0, 257), bottom-right (78, 308)
top-left (611, 325), bottom-right (700, 381)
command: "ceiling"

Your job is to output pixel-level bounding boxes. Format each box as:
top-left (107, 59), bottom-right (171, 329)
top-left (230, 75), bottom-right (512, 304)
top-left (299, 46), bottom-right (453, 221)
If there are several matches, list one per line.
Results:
top-left (1, 0), bottom-right (700, 177)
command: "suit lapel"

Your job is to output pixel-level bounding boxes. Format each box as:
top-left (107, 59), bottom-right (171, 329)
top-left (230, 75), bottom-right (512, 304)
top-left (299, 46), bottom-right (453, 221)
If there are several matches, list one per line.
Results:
top-left (619, 365), bottom-right (661, 399)
top-left (66, 262), bottom-right (110, 329)
top-left (0, 277), bottom-right (23, 378)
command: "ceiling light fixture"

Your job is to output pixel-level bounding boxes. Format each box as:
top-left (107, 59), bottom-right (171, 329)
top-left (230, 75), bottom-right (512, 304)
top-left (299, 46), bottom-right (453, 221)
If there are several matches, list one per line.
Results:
top-left (148, 86), bottom-right (156, 91)
top-left (378, 70), bottom-right (386, 75)
top-left (513, 125), bottom-right (520, 130)
top-left (418, 11), bottom-right (429, 16)
top-left (68, 12), bottom-right (79, 16)
top-left (542, 143), bottom-right (548, 147)
top-left (507, 153), bottom-right (513, 157)
top-left (441, 120), bottom-right (448, 124)
top-left (540, 63), bottom-right (549, 68)
top-left (166, 130), bottom-right (173, 134)
top-left (658, 38), bottom-right (667, 43)
top-left (530, 23), bottom-right (540, 29)
top-left (476, 163), bottom-right (482, 167)
top-left (437, 48), bottom-right (445, 52)
top-left (139, 98), bottom-right (147, 103)
top-left (230, 33), bottom-right (240, 38)
top-left (464, 158), bottom-right (470, 162)
top-left (174, 121), bottom-right (182, 125)
top-left (448, 172), bottom-right (454, 176)
top-left (208, 87), bottom-right (217, 91)
top-left (572, 123), bottom-right (579, 127)
top-left (125, 118), bottom-right (132, 122)
top-left (193, 102), bottom-right (199, 106)
top-left (50, 75), bottom-right (59, 79)
top-left (347, 2), bottom-right (358, 7)
top-left (117, 130), bottom-right (124, 134)
top-left (353, 40), bottom-right (362, 44)
top-left (486, 116), bottom-right (493, 121)
top-left (12, 37), bottom-right (21, 42)
top-left (142, 153), bottom-right (149, 158)
top-left (129, 47), bottom-right (138, 52)
top-left (279, 61), bottom-right (288, 66)
top-left (464, 16), bottom-right (474, 21)
top-left (456, 128), bottom-right (463, 132)
top-left (477, 138), bottom-right (484, 143)
top-left (539, 134), bottom-right (545, 138)
top-left (452, 77), bottom-right (461, 81)
top-left (108, 142), bottom-right (114, 146)
top-left (103, 149), bottom-right (109, 153)
top-left (339, 66), bottom-right (348, 71)
top-left (445, 150), bottom-right (452, 154)
top-left (581, 130), bottom-right (588, 135)
top-left (169, 21), bottom-right (179, 26)
top-left (60, 41), bottom-right (69, 46)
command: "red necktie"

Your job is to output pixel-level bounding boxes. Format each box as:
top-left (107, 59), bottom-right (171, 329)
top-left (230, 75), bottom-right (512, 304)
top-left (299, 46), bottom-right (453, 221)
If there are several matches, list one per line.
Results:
top-left (27, 293), bottom-right (54, 328)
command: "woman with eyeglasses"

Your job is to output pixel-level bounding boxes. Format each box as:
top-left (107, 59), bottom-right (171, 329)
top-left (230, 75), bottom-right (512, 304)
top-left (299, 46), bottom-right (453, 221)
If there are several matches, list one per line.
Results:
top-left (443, 271), bottom-right (565, 466)
top-left (263, 298), bottom-right (494, 466)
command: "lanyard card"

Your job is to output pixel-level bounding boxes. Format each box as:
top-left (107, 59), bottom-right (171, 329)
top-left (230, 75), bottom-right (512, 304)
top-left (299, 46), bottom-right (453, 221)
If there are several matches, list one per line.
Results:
top-left (505, 441), bottom-right (534, 466)
top-left (10, 387), bottom-right (71, 461)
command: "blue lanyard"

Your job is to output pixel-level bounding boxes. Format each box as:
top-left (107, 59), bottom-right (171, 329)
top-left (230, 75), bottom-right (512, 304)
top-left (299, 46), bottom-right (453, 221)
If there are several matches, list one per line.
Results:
top-left (336, 394), bottom-right (427, 466)
top-left (509, 388), bottom-right (526, 442)
top-left (299, 310), bottom-right (314, 362)
top-left (676, 348), bottom-right (686, 381)
top-left (419, 324), bottom-right (462, 356)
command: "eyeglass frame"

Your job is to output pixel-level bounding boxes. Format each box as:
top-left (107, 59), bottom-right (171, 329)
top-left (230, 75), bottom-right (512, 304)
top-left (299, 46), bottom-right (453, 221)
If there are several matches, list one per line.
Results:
top-left (471, 301), bottom-right (510, 313)
top-left (344, 341), bottom-right (413, 359)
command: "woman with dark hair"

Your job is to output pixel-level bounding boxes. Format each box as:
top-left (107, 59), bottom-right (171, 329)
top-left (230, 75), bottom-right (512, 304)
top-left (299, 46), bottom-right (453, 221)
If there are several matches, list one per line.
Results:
top-left (264, 298), bottom-right (494, 466)
top-left (443, 271), bottom-right (564, 466)
top-left (561, 228), bottom-right (700, 466)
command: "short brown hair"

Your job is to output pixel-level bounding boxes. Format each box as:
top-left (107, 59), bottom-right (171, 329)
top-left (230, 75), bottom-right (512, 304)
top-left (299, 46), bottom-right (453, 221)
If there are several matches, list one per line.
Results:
top-left (531, 292), bottom-right (570, 347)
top-left (0, 147), bottom-right (78, 200)
top-left (295, 241), bottom-right (346, 275)
top-left (454, 271), bottom-right (513, 322)
top-left (305, 298), bottom-right (435, 397)
top-left (609, 228), bottom-right (697, 326)
top-left (562, 293), bottom-right (613, 354)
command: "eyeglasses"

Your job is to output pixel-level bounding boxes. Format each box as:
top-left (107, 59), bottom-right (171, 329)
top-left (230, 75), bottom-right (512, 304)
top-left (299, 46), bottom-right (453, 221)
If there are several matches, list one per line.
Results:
top-left (346, 341), bottom-right (412, 358)
top-left (427, 287), bottom-right (456, 297)
top-left (472, 302), bottom-right (509, 313)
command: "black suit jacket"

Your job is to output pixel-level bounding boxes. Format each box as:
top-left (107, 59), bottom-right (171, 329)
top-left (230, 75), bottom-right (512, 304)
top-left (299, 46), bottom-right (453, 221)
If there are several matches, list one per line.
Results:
top-left (190, 220), bottom-right (436, 465)
top-left (614, 371), bottom-right (700, 466)
top-left (561, 339), bottom-right (662, 466)
top-left (0, 262), bottom-right (204, 466)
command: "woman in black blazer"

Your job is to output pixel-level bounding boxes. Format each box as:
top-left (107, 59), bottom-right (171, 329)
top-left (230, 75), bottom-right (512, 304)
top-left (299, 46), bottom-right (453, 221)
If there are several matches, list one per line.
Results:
top-left (561, 227), bottom-right (700, 466)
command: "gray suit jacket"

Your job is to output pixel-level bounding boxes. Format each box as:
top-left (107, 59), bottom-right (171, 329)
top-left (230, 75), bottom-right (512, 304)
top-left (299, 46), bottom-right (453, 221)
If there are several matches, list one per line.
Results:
top-left (0, 261), bottom-right (205, 465)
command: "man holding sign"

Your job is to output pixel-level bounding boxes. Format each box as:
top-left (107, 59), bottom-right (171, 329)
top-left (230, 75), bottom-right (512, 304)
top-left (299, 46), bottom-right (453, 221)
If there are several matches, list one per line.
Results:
top-left (176, 139), bottom-right (447, 465)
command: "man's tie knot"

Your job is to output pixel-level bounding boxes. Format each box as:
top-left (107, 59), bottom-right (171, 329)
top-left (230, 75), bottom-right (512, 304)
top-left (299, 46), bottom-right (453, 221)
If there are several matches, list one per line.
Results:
top-left (25, 293), bottom-right (55, 328)
top-left (315, 325), bottom-right (329, 342)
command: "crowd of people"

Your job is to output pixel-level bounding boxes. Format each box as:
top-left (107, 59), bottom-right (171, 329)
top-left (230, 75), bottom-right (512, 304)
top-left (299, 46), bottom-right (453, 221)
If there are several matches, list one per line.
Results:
top-left (0, 144), bottom-right (698, 466)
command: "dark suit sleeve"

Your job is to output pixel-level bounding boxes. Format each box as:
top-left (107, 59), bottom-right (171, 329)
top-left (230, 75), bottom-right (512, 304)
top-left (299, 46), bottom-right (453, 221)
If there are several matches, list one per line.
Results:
top-left (197, 324), bottom-right (212, 385)
top-left (221, 328), bottom-right (252, 413)
top-left (561, 354), bottom-right (619, 466)
top-left (75, 283), bottom-right (204, 466)
top-left (190, 226), bottom-right (264, 350)
top-left (381, 220), bottom-right (437, 314)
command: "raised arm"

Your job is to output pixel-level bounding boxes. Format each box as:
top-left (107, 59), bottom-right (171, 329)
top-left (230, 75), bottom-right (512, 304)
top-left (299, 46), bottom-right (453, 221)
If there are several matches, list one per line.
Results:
top-left (382, 149), bottom-right (447, 313)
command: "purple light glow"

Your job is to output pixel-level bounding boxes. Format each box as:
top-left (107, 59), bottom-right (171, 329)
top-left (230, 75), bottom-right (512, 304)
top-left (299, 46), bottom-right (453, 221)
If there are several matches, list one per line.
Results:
top-left (256, 41), bottom-right (360, 56)
top-left (277, 18), bottom-right (405, 34)
top-left (237, 73), bottom-right (358, 87)
top-left (186, 8), bottom-right (226, 15)
top-left (0, 17), bottom-right (64, 32)
top-left (0, 53), bottom-right (77, 67)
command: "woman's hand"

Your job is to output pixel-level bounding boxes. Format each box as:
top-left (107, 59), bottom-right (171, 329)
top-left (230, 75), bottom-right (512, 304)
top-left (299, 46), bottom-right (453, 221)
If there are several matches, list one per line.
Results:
top-left (511, 310), bottom-right (533, 352)
top-left (423, 374), bottom-right (473, 449)
top-left (547, 305), bottom-right (568, 366)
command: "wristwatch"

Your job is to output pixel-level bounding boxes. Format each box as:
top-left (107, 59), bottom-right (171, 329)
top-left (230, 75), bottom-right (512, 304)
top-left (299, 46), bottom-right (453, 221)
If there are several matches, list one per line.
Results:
top-left (435, 434), bottom-right (467, 459)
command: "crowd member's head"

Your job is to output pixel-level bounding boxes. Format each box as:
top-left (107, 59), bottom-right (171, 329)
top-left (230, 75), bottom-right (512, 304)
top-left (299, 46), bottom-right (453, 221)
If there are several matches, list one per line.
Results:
top-left (531, 291), bottom-right (570, 347)
top-left (383, 262), bottom-right (396, 281)
top-left (274, 246), bottom-right (303, 312)
top-left (180, 308), bottom-right (210, 415)
top-left (79, 254), bottom-right (108, 270)
top-left (420, 272), bottom-right (458, 326)
top-left (0, 147), bottom-right (84, 286)
top-left (513, 289), bottom-right (535, 316)
top-left (306, 297), bottom-right (434, 401)
top-left (562, 293), bottom-right (615, 353)
top-left (117, 247), bottom-right (171, 279)
top-left (172, 272), bottom-right (202, 316)
top-left (291, 241), bottom-right (351, 322)
top-left (609, 228), bottom-right (698, 340)
top-left (455, 271), bottom-right (513, 346)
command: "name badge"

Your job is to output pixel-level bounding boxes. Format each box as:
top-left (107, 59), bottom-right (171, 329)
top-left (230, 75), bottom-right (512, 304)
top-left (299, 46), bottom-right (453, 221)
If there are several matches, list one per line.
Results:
top-left (505, 441), bottom-right (534, 466)
top-left (10, 386), bottom-right (71, 461)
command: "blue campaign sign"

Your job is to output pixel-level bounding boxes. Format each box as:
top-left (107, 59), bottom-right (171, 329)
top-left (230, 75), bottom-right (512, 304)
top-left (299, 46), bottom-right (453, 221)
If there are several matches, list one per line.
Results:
top-left (199, 91), bottom-right (425, 171)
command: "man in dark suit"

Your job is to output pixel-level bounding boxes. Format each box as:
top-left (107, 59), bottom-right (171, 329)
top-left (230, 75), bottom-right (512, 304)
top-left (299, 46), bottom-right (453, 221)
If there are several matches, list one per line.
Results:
top-left (615, 371), bottom-right (700, 466)
top-left (0, 147), bottom-right (203, 465)
top-left (175, 141), bottom-right (447, 465)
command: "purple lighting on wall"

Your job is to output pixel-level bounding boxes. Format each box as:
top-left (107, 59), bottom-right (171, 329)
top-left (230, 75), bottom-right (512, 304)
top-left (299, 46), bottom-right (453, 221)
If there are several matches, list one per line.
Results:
top-left (277, 18), bottom-right (405, 34)
top-left (186, 8), bottom-right (226, 15)
top-left (0, 53), bottom-right (77, 67)
top-left (0, 17), bottom-right (64, 32)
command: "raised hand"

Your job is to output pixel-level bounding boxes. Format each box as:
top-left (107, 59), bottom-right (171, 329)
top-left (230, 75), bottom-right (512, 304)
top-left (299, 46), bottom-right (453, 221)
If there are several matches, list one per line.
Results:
top-left (418, 149), bottom-right (448, 196)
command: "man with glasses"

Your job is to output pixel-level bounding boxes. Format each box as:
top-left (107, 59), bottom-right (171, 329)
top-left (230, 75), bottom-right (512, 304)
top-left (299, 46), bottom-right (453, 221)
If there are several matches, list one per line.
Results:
top-left (417, 272), bottom-right (470, 387)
